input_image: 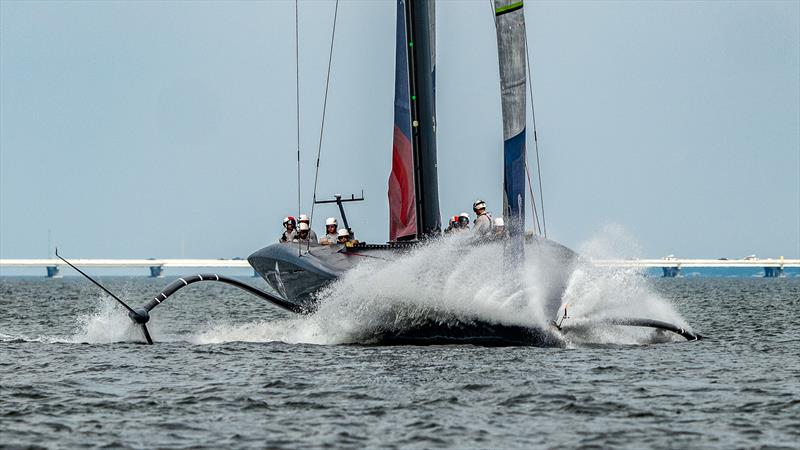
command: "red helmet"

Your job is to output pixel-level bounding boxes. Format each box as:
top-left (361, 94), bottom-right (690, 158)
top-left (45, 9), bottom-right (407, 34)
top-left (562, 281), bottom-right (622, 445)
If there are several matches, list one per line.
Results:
top-left (283, 216), bottom-right (296, 227)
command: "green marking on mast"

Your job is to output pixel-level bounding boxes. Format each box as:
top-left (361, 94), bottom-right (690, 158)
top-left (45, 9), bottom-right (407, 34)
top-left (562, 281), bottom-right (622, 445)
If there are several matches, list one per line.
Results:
top-left (412, 95), bottom-right (416, 101)
top-left (495, 1), bottom-right (523, 16)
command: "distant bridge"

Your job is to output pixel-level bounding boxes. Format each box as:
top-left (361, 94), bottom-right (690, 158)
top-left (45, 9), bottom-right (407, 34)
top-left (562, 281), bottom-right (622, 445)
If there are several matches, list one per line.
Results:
top-left (0, 258), bottom-right (797, 278)
top-left (592, 258), bottom-right (799, 277)
top-left (0, 259), bottom-right (251, 278)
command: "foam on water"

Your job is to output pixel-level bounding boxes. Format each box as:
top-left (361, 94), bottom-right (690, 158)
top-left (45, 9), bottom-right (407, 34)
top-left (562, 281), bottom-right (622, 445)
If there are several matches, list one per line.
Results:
top-left (558, 225), bottom-right (690, 345)
top-left (0, 294), bottom-right (142, 344)
top-left (70, 297), bottom-right (142, 343)
top-left (191, 317), bottom-right (328, 345)
top-left (556, 265), bottom-right (688, 345)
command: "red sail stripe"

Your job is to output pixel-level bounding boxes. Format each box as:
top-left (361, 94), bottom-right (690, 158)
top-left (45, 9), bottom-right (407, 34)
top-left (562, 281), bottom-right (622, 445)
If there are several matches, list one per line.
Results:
top-left (389, 125), bottom-right (416, 240)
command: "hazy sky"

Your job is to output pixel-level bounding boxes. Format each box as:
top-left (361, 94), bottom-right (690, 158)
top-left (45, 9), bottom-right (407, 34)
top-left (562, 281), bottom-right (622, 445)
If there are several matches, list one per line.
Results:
top-left (1, 0), bottom-right (798, 260)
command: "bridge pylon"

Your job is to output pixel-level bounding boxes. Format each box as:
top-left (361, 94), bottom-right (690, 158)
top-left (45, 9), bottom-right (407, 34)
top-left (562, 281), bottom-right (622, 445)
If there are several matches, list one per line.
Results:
top-left (46, 266), bottom-right (61, 278)
top-left (149, 265), bottom-right (164, 278)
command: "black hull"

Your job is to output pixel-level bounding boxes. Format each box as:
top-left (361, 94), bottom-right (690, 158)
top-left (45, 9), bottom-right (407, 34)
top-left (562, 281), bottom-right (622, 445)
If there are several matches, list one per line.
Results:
top-left (248, 242), bottom-right (410, 312)
top-left (364, 320), bottom-right (565, 347)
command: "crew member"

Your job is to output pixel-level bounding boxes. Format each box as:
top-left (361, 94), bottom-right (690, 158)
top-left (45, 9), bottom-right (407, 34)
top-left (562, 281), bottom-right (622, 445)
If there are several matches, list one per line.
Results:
top-left (458, 213), bottom-right (471, 230)
top-left (293, 222), bottom-right (315, 243)
top-left (280, 216), bottom-right (296, 243)
top-left (320, 217), bottom-right (339, 245)
top-left (336, 228), bottom-right (352, 245)
top-left (297, 214), bottom-right (318, 242)
top-left (444, 216), bottom-right (460, 234)
top-left (472, 200), bottom-right (492, 236)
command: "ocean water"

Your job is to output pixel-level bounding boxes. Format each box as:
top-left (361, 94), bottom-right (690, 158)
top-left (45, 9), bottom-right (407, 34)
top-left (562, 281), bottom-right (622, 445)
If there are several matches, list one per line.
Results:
top-left (1, 268), bottom-right (799, 448)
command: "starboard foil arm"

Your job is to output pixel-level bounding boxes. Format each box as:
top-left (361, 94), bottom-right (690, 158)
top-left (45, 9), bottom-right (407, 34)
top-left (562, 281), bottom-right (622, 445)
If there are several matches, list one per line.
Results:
top-left (554, 315), bottom-right (702, 342)
top-left (598, 317), bottom-right (702, 341)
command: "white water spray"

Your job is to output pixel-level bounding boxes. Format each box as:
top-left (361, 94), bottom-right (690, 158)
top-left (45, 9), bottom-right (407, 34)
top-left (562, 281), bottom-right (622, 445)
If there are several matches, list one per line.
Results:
top-left (71, 296), bottom-right (141, 344)
top-left (67, 227), bottom-right (694, 346)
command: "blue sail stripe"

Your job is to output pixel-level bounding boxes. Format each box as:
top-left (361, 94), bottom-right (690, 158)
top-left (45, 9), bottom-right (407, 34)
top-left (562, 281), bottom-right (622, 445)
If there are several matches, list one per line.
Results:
top-left (503, 128), bottom-right (526, 235)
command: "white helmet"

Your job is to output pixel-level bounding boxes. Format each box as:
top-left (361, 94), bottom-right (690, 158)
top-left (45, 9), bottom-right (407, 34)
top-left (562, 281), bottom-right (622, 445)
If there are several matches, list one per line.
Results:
top-left (298, 214), bottom-right (310, 223)
top-left (459, 212), bottom-right (470, 219)
top-left (298, 222), bottom-right (310, 231)
top-left (473, 200), bottom-right (486, 211)
top-left (493, 217), bottom-right (505, 227)
top-left (325, 217), bottom-right (337, 226)
top-left (337, 228), bottom-right (350, 237)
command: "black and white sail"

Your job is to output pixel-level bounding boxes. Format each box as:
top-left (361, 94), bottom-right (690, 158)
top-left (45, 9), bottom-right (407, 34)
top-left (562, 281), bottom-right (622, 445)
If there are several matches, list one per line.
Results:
top-left (493, 0), bottom-right (527, 259)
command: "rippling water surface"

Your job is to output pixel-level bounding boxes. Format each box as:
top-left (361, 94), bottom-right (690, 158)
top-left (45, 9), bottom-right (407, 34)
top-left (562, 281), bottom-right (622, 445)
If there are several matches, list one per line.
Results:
top-left (1, 276), bottom-right (798, 449)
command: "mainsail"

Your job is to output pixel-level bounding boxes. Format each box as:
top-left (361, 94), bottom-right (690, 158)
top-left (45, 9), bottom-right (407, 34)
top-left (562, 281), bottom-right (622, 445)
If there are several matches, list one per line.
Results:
top-left (388, 0), bottom-right (417, 241)
top-left (389, 0), bottom-right (440, 241)
top-left (494, 0), bottom-right (527, 254)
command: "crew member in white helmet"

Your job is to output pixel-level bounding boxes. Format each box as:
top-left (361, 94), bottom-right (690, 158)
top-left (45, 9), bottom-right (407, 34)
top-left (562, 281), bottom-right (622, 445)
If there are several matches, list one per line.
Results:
top-left (297, 214), bottom-right (318, 242)
top-left (336, 228), bottom-right (352, 245)
top-left (320, 217), bottom-right (339, 245)
top-left (293, 222), bottom-right (315, 243)
top-left (280, 216), bottom-right (297, 243)
top-left (472, 200), bottom-right (492, 236)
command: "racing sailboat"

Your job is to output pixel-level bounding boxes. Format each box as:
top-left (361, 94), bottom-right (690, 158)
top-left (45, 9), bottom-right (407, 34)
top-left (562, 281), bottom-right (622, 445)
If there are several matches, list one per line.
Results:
top-left (59, 0), bottom-right (701, 345)
top-left (244, 0), bottom-right (599, 344)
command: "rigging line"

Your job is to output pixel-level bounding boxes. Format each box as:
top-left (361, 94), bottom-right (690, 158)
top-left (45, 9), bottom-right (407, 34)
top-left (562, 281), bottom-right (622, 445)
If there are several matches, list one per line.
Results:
top-left (522, 16), bottom-right (547, 237)
top-left (308, 0), bottom-right (339, 252)
top-left (514, 4), bottom-right (541, 236)
top-left (295, 0), bottom-right (302, 256)
top-left (524, 159), bottom-right (542, 235)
